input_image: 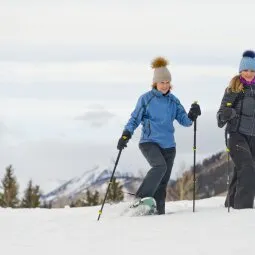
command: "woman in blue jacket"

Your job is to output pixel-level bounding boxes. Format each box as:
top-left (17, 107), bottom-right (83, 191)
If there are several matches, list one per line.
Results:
top-left (117, 57), bottom-right (201, 214)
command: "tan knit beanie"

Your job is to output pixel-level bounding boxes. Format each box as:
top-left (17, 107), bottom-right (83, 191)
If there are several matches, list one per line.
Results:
top-left (151, 57), bottom-right (171, 83)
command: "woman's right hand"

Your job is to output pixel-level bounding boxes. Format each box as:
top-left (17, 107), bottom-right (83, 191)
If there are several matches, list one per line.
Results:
top-left (220, 108), bottom-right (237, 122)
top-left (117, 130), bottom-right (131, 150)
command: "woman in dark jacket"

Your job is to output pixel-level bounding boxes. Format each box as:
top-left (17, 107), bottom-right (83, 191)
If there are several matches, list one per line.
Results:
top-left (117, 57), bottom-right (201, 214)
top-left (217, 50), bottom-right (255, 209)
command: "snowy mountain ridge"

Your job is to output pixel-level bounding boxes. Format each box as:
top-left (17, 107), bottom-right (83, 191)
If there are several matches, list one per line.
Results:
top-left (41, 164), bottom-right (142, 203)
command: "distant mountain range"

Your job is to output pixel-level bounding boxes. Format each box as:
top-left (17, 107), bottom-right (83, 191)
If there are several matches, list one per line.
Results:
top-left (41, 165), bottom-right (143, 207)
top-left (42, 150), bottom-right (232, 207)
top-left (167, 151), bottom-right (232, 201)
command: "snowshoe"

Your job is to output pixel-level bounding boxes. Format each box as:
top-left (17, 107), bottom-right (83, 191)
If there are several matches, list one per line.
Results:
top-left (122, 197), bottom-right (157, 217)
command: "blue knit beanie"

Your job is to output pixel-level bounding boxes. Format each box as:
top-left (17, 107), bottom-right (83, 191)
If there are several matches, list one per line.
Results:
top-left (239, 50), bottom-right (255, 72)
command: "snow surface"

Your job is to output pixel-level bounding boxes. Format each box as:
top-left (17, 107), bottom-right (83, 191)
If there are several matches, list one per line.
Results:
top-left (1, 197), bottom-right (254, 255)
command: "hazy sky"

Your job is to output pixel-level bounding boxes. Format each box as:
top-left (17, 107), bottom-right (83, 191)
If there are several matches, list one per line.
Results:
top-left (1, 0), bottom-right (255, 193)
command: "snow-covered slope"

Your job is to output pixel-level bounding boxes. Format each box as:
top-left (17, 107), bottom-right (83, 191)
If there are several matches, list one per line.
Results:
top-left (1, 197), bottom-right (254, 255)
top-left (41, 165), bottom-right (142, 202)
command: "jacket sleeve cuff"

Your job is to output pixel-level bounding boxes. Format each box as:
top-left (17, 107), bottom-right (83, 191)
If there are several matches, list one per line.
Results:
top-left (122, 130), bottom-right (132, 139)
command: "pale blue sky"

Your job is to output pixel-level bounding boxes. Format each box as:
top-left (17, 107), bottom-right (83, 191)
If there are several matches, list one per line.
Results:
top-left (1, 0), bottom-right (255, 192)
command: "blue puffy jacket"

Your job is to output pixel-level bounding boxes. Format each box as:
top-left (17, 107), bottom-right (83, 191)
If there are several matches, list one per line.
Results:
top-left (124, 89), bottom-right (192, 148)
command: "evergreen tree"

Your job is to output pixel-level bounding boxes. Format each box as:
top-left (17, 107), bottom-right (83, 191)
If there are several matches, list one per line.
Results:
top-left (1, 165), bottom-right (19, 207)
top-left (92, 191), bottom-right (100, 205)
top-left (85, 190), bottom-right (93, 205)
top-left (107, 177), bottom-right (124, 203)
top-left (21, 180), bottom-right (41, 208)
top-left (70, 201), bottom-right (76, 208)
top-left (74, 199), bottom-right (86, 207)
top-left (0, 192), bottom-right (4, 207)
top-left (31, 185), bottom-right (41, 207)
top-left (70, 190), bottom-right (101, 207)
top-left (21, 180), bottom-right (33, 208)
top-left (84, 190), bottom-right (100, 206)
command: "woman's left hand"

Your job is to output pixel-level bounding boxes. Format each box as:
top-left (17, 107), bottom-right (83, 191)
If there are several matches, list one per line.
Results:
top-left (188, 103), bottom-right (201, 121)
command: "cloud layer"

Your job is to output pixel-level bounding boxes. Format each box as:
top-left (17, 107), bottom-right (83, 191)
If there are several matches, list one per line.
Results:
top-left (0, 0), bottom-right (253, 192)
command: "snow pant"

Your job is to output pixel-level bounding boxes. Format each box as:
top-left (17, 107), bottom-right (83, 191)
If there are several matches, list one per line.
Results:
top-left (136, 142), bottom-right (176, 214)
top-left (225, 132), bottom-right (255, 209)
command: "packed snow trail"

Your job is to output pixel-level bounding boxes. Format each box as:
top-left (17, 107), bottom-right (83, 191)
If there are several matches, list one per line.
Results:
top-left (0, 197), bottom-right (254, 255)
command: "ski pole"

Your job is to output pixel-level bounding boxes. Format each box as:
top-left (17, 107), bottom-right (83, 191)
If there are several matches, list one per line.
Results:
top-left (226, 136), bottom-right (230, 213)
top-left (225, 103), bottom-right (232, 213)
top-left (97, 149), bottom-right (123, 221)
top-left (192, 117), bottom-right (197, 213)
top-left (192, 101), bottom-right (200, 213)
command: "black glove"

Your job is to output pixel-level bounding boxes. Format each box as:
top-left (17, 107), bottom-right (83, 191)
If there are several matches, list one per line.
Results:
top-left (220, 108), bottom-right (237, 122)
top-left (117, 130), bottom-right (131, 150)
top-left (188, 103), bottom-right (201, 121)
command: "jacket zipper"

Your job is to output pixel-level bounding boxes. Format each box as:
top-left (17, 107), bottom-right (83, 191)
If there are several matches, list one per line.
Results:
top-left (147, 120), bottom-right (151, 137)
top-left (250, 86), bottom-right (255, 136)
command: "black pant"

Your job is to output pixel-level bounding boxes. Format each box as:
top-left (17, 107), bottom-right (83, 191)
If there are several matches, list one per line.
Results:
top-left (225, 132), bottom-right (255, 209)
top-left (136, 142), bottom-right (176, 214)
